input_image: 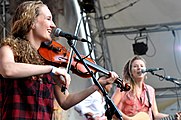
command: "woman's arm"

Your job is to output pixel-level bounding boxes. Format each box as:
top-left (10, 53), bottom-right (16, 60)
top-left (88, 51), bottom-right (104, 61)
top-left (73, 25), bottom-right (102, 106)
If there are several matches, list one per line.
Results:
top-left (54, 83), bottom-right (99, 110)
top-left (54, 72), bottom-right (118, 110)
top-left (111, 88), bottom-right (123, 106)
top-left (151, 93), bottom-right (169, 119)
top-left (0, 45), bottom-right (53, 78)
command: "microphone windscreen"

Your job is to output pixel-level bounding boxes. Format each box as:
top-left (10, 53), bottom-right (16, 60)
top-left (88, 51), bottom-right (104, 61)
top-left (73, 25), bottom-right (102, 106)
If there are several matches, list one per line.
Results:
top-left (141, 68), bottom-right (146, 73)
top-left (53, 28), bottom-right (62, 37)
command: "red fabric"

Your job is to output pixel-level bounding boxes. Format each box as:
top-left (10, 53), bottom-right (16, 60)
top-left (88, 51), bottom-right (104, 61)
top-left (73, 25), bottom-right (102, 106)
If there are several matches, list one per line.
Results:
top-left (117, 83), bottom-right (155, 118)
top-left (0, 74), bottom-right (55, 120)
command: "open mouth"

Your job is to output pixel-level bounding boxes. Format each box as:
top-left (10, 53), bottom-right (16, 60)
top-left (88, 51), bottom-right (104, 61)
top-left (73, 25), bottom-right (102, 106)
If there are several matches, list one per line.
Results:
top-left (137, 71), bottom-right (142, 75)
top-left (47, 29), bottom-right (52, 33)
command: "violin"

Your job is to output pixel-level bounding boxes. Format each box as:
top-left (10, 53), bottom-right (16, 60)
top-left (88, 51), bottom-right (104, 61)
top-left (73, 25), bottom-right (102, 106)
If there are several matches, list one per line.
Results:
top-left (38, 40), bottom-right (130, 91)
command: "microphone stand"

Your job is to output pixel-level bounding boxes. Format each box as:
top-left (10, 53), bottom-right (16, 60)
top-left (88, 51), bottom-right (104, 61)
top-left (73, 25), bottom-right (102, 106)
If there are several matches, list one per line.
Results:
top-left (66, 39), bottom-right (123, 120)
top-left (149, 71), bottom-right (181, 111)
top-left (149, 71), bottom-right (181, 87)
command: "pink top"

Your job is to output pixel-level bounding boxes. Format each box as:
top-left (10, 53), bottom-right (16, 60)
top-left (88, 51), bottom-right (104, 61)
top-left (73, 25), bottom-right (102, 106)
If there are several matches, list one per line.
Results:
top-left (117, 83), bottom-right (155, 119)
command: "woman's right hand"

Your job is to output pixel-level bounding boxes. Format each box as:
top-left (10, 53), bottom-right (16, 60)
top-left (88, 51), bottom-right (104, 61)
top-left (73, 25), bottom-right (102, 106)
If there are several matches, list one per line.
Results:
top-left (51, 66), bottom-right (71, 89)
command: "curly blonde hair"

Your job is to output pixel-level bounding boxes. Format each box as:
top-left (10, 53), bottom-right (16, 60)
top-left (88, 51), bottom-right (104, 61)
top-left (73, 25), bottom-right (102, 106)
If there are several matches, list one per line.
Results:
top-left (12, 0), bottom-right (44, 39)
top-left (0, 1), bottom-right (46, 65)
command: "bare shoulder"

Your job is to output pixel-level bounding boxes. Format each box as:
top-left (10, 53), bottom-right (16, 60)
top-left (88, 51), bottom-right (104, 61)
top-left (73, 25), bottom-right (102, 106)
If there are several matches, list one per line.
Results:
top-left (0, 45), bottom-right (13, 53)
top-left (0, 45), bottom-right (14, 62)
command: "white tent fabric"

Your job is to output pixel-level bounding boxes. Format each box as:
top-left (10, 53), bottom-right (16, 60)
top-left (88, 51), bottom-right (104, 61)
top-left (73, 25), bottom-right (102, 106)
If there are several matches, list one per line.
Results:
top-left (101, 0), bottom-right (181, 27)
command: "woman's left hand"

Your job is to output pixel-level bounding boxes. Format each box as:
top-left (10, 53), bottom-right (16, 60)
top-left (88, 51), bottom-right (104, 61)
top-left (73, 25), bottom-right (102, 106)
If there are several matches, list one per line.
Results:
top-left (98, 71), bottom-right (119, 87)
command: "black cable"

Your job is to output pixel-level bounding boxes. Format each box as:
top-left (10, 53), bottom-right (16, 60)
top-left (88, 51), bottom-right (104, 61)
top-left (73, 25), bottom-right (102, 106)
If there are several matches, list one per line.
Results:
top-left (103, 0), bottom-right (140, 20)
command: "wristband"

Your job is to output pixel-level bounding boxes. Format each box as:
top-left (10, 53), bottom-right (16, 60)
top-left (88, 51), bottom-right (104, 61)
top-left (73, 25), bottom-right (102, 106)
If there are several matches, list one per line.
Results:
top-left (50, 66), bottom-right (59, 75)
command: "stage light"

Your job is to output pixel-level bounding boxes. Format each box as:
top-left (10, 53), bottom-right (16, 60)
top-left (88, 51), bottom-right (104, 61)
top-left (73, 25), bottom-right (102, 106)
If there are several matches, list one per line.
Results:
top-left (132, 35), bottom-right (148, 55)
top-left (78, 0), bottom-right (95, 13)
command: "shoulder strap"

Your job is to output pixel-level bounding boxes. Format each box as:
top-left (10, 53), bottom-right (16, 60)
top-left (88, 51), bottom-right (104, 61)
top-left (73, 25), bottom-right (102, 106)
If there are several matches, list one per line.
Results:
top-left (146, 90), bottom-right (152, 108)
top-left (146, 87), bottom-right (177, 120)
top-left (146, 89), bottom-right (155, 120)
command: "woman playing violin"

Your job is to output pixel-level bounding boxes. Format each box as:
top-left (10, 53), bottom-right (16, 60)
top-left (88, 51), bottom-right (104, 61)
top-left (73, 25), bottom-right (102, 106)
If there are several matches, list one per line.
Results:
top-left (0, 1), bottom-right (118, 119)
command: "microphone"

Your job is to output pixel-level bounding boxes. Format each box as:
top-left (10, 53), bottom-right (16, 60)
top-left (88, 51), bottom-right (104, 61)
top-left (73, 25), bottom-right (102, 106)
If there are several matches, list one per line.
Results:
top-left (53, 28), bottom-right (88, 42)
top-left (141, 68), bottom-right (163, 73)
top-left (164, 76), bottom-right (181, 85)
top-left (165, 76), bottom-right (181, 81)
